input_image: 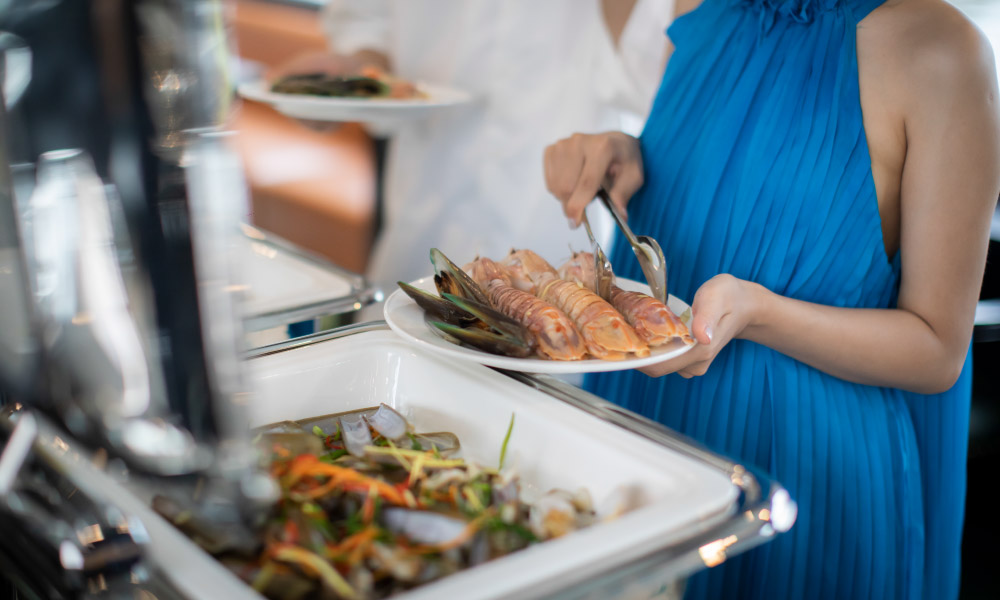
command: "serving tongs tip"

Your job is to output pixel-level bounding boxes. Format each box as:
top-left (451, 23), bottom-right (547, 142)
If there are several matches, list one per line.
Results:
top-left (595, 189), bottom-right (668, 303)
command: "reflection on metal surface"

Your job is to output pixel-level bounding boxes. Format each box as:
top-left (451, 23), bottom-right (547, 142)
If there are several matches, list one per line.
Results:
top-left (89, 573), bottom-right (108, 593)
top-left (0, 31), bottom-right (30, 108)
top-left (0, 31), bottom-right (39, 396)
top-left (27, 149), bottom-right (154, 421)
top-left (0, 413), bottom-right (36, 494)
top-left (134, 0), bottom-right (233, 154)
top-left (769, 488), bottom-right (797, 533)
top-left (77, 524), bottom-right (105, 546)
top-left (51, 435), bottom-right (69, 455)
top-left (698, 534), bottom-right (738, 568)
top-left (250, 241), bottom-right (278, 259)
top-left (59, 540), bottom-right (85, 570)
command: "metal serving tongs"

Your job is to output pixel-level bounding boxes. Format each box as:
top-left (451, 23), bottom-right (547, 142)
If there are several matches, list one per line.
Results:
top-left (580, 208), bottom-right (615, 300)
top-left (596, 188), bottom-right (668, 303)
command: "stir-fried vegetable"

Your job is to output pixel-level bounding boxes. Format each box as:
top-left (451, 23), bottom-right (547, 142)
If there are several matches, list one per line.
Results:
top-left (498, 413), bottom-right (515, 470)
top-left (155, 405), bottom-right (596, 600)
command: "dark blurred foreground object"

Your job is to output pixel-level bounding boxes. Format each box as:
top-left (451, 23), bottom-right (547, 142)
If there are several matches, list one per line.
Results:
top-left (961, 209), bottom-right (1000, 599)
top-left (1, 0), bottom-right (274, 596)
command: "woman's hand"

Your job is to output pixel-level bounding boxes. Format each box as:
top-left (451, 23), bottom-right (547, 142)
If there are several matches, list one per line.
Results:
top-left (543, 132), bottom-right (643, 227)
top-left (639, 275), bottom-right (762, 378)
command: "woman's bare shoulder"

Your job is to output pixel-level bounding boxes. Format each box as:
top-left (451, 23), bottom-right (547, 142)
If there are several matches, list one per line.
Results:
top-left (866, 0), bottom-right (997, 101)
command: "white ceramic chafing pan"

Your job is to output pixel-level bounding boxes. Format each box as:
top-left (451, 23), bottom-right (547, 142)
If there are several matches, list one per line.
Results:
top-left (241, 324), bottom-right (793, 600)
top-left (9, 323), bottom-right (793, 600)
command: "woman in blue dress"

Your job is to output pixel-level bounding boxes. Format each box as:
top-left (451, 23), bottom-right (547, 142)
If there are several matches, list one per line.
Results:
top-left (544, 0), bottom-right (999, 598)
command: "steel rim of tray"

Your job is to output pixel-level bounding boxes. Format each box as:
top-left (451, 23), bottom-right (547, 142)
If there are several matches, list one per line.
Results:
top-left (240, 224), bottom-right (380, 332)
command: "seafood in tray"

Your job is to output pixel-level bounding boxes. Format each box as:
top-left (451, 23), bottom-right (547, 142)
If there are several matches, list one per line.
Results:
top-left (155, 405), bottom-right (602, 600)
top-left (396, 248), bottom-right (693, 363)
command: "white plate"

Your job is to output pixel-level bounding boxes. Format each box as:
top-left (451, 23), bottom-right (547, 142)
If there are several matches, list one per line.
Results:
top-left (237, 79), bottom-right (473, 130)
top-left (384, 276), bottom-right (696, 374)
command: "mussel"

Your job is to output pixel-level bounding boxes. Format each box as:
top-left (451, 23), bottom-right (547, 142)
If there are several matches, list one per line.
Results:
top-left (430, 248), bottom-right (491, 306)
top-left (430, 294), bottom-right (535, 358)
top-left (397, 280), bottom-right (480, 329)
top-left (399, 248), bottom-right (538, 358)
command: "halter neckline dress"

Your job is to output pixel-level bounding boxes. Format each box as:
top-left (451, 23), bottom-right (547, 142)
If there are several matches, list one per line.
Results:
top-left (587, 1), bottom-right (969, 598)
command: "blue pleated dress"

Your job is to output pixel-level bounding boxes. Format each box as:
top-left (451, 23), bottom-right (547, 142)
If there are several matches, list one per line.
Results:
top-left (586, 1), bottom-right (971, 598)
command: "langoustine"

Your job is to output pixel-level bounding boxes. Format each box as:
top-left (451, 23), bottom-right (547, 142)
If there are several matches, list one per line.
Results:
top-left (464, 257), bottom-right (587, 361)
top-left (558, 251), bottom-right (693, 346)
top-left (500, 250), bottom-right (649, 360)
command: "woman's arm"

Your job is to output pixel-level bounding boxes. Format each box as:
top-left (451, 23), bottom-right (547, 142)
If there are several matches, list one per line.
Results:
top-left (646, 3), bottom-right (1000, 394)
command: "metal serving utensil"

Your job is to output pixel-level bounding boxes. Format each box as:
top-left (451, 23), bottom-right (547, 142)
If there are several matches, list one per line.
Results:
top-left (596, 188), bottom-right (668, 303)
top-left (580, 209), bottom-right (614, 300)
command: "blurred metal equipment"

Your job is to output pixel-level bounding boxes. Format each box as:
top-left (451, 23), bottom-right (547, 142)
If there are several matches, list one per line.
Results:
top-left (1, 0), bottom-right (273, 596)
top-left (0, 29), bottom-right (39, 399)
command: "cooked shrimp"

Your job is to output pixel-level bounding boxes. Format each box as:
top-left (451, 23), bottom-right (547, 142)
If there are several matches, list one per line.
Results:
top-left (494, 249), bottom-right (540, 293)
top-left (502, 250), bottom-right (648, 360)
top-left (464, 257), bottom-right (586, 361)
top-left (558, 251), bottom-right (693, 346)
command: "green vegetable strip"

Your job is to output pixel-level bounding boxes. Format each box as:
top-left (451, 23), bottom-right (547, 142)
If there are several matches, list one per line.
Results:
top-left (499, 413), bottom-right (515, 470)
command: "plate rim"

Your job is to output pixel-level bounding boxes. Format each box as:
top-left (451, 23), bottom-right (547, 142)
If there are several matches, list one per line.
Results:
top-left (383, 275), bottom-right (696, 374)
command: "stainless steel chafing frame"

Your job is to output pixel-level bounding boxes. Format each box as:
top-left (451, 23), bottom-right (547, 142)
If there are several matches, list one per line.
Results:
top-left (248, 321), bottom-right (796, 598)
top-left (239, 224), bottom-right (380, 332)
top-left (1, 320), bottom-right (794, 598)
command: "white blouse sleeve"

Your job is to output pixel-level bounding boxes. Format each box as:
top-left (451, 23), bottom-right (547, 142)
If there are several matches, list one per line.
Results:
top-left (320, 0), bottom-right (392, 56)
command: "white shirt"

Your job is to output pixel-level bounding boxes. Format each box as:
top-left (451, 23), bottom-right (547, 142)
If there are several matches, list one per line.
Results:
top-left (322, 0), bottom-right (673, 300)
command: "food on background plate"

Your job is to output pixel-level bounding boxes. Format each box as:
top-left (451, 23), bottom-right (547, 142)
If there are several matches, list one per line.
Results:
top-left (155, 406), bottom-right (599, 600)
top-left (397, 248), bottom-right (692, 362)
top-left (271, 67), bottom-right (425, 100)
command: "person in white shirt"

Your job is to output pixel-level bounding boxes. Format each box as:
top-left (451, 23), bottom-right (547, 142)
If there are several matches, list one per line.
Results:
top-left (315, 0), bottom-right (673, 309)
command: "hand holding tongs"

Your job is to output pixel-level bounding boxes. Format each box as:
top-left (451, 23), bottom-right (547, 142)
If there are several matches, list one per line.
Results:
top-left (595, 189), bottom-right (668, 303)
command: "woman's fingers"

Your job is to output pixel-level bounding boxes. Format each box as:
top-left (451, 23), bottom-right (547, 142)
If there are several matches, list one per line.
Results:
top-left (690, 276), bottom-right (737, 346)
top-left (543, 143), bottom-right (584, 212)
top-left (566, 146), bottom-right (614, 226)
top-left (638, 275), bottom-right (752, 378)
top-left (606, 160), bottom-right (644, 220)
top-left (638, 343), bottom-right (710, 377)
top-left (543, 132), bottom-right (641, 225)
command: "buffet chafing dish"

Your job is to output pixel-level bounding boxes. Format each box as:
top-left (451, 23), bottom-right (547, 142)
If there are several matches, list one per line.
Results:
top-left (240, 322), bottom-right (796, 600)
top-left (2, 320), bottom-right (794, 600)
